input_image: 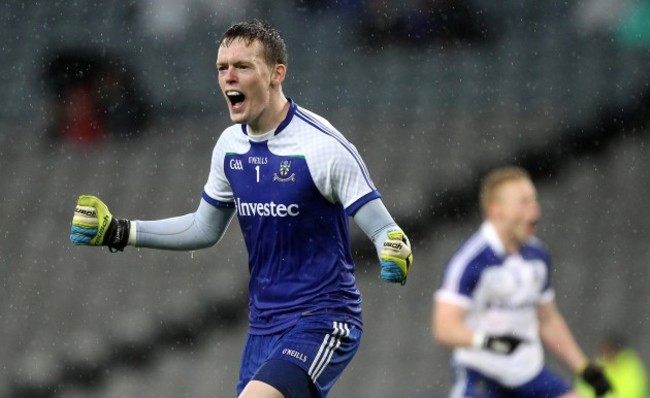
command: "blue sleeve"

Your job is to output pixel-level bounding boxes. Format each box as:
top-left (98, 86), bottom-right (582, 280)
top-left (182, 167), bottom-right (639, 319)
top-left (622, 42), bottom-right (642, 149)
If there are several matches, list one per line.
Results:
top-left (523, 242), bottom-right (554, 294)
top-left (456, 261), bottom-right (484, 297)
top-left (542, 251), bottom-right (553, 293)
top-left (437, 249), bottom-right (493, 306)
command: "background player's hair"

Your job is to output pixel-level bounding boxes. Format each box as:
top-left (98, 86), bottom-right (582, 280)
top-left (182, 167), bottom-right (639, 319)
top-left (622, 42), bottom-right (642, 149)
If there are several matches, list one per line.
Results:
top-left (219, 20), bottom-right (288, 67)
top-left (479, 166), bottom-right (532, 217)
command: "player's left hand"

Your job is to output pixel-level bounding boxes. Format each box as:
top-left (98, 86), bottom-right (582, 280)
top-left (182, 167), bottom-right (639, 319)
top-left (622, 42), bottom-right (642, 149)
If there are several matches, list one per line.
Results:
top-left (580, 361), bottom-right (612, 396)
top-left (480, 334), bottom-right (525, 355)
top-left (379, 229), bottom-right (413, 285)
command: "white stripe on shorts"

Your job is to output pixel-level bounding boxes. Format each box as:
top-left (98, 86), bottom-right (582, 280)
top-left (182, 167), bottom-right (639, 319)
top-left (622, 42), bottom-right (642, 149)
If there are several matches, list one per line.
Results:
top-left (450, 366), bottom-right (468, 398)
top-left (307, 321), bottom-right (350, 382)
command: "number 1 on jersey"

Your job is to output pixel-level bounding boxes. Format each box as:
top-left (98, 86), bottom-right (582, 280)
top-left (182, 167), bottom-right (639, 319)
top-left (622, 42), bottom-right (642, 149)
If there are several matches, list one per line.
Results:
top-left (255, 165), bottom-right (260, 183)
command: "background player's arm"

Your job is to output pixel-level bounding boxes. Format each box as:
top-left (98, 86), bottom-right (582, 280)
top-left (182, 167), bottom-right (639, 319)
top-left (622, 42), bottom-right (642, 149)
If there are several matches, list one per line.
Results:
top-left (434, 297), bottom-right (526, 354)
top-left (432, 299), bottom-right (474, 348)
top-left (537, 299), bottom-right (588, 372)
top-left (538, 300), bottom-right (612, 395)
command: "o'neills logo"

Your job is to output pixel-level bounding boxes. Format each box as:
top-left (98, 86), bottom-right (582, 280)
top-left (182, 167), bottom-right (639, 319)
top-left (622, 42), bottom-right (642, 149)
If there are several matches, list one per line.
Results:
top-left (282, 348), bottom-right (308, 362)
top-left (234, 197), bottom-right (299, 217)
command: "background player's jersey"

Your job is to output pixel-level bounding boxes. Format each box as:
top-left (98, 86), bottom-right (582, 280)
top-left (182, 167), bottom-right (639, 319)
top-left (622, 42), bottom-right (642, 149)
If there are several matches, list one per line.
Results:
top-left (203, 100), bottom-right (380, 335)
top-left (435, 222), bottom-right (555, 387)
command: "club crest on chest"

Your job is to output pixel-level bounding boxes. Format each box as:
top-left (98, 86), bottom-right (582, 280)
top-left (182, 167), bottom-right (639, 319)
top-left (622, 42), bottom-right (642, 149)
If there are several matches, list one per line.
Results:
top-left (273, 159), bottom-right (296, 183)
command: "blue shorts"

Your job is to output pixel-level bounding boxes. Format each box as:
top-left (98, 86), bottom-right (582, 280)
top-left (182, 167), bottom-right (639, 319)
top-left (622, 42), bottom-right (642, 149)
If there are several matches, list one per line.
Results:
top-left (237, 319), bottom-right (362, 397)
top-left (451, 366), bottom-right (571, 398)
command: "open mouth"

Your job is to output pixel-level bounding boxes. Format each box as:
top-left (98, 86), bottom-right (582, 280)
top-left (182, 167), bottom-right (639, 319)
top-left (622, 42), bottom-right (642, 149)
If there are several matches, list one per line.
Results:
top-left (226, 90), bottom-right (246, 107)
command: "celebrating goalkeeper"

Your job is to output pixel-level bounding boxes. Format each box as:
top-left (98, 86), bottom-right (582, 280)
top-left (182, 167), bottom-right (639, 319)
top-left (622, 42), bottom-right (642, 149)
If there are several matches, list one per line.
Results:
top-left (70, 20), bottom-right (412, 398)
top-left (432, 166), bottom-right (610, 398)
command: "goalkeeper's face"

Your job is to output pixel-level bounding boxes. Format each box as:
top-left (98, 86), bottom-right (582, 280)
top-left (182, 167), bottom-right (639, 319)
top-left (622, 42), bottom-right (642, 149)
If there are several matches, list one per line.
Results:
top-left (216, 38), bottom-right (286, 133)
top-left (493, 178), bottom-right (540, 246)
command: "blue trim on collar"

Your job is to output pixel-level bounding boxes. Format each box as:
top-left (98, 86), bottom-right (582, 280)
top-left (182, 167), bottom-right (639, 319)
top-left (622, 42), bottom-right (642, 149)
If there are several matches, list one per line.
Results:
top-left (274, 98), bottom-right (296, 135)
top-left (481, 221), bottom-right (507, 257)
top-left (240, 98), bottom-right (296, 136)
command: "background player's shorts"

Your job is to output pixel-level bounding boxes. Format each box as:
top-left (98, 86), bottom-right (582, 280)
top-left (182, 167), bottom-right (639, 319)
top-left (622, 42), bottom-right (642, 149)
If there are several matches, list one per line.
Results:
top-left (237, 318), bottom-right (362, 397)
top-left (450, 365), bottom-right (571, 398)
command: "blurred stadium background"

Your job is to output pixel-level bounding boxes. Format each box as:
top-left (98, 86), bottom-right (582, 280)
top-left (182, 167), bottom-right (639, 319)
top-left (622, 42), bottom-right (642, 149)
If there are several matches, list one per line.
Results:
top-left (1, 1), bottom-right (648, 397)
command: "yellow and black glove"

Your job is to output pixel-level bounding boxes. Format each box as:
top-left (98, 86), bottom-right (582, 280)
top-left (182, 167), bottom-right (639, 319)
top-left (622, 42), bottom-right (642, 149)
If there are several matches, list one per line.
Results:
top-left (580, 362), bottom-right (612, 397)
top-left (379, 229), bottom-right (413, 285)
top-left (70, 195), bottom-right (130, 252)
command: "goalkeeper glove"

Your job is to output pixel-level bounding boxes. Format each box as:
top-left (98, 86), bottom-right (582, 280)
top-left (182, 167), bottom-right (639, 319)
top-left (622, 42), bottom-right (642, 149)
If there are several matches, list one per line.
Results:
top-left (580, 362), bottom-right (612, 396)
top-left (70, 195), bottom-right (130, 252)
top-left (379, 229), bottom-right (413, 285)
top-left (473, 332), bottom-right (526, 355)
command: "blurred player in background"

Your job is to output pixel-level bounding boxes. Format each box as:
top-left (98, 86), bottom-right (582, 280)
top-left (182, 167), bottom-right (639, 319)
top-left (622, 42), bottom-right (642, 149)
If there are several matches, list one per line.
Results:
top-left (575, 333), bottom-right (648, 398)
top-left (69, 20), bottom-right (413, 398)
top-left (432, 166), bottom-right (611, 397)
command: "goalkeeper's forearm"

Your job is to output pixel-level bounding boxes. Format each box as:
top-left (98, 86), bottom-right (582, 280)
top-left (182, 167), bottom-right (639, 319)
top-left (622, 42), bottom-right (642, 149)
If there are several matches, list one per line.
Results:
top-left (133, 199), bottom-right (235, 250)
top-left (353, 198), bottom-right (399, 253)
top-left (354, 198), bottom-right (412, 284)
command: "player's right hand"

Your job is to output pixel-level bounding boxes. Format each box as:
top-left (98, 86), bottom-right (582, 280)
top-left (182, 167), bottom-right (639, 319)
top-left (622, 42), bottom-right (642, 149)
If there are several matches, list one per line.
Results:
top-left (474, 332), bottom-right (525, 355)
top-left (70, 195), bottom-right (130, 252)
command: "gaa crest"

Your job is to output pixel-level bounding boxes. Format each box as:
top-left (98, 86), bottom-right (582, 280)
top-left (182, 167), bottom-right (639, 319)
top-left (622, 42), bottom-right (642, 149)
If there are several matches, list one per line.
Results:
top-left (273, 159), bottom-right (296, 182)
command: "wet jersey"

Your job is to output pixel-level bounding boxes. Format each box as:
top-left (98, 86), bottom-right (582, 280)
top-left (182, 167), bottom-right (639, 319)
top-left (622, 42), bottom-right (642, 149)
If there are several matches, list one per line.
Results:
top-left (435, 222), bottom-right (556, 386)
top-left (202, 100), bottom-right (379, 335)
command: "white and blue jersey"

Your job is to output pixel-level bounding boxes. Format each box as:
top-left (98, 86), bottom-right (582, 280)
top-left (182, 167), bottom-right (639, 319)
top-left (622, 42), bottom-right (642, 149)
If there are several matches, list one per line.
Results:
top-left (435, 222), bottom-right (556, 387)
top-left (202, 100), bottom-right (379, 335)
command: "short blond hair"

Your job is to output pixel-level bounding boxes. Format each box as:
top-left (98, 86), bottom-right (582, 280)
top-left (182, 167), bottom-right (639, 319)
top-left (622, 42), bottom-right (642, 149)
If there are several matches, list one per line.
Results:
top-left (480, 166), bottom-right (531, 217)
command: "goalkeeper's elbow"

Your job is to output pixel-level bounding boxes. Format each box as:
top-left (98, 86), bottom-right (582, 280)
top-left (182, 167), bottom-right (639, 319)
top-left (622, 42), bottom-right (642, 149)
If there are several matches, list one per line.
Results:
top-left (188, 227), bottom-right (224, 249)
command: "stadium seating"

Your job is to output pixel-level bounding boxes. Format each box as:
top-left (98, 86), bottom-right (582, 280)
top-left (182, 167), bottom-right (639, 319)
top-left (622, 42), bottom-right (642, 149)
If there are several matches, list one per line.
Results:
top-left (0, 1), bottom-right (648, 397)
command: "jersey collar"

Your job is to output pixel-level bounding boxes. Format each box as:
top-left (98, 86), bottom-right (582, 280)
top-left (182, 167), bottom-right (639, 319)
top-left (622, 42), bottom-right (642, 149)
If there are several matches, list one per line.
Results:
top-left (240, 98), bottom-right (296, 137)
top-left (481, 221), bottom-right (507, 257)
